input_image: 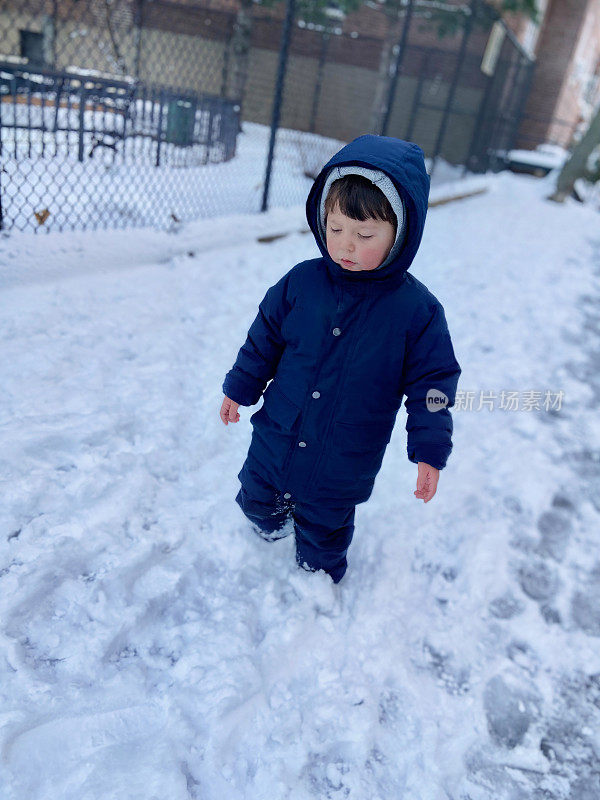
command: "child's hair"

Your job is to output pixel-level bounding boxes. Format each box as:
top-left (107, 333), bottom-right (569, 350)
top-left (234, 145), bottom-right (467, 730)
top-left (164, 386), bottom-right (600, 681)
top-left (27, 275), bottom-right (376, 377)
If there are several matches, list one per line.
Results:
top-left (324, 174), bottom-right (397, 234)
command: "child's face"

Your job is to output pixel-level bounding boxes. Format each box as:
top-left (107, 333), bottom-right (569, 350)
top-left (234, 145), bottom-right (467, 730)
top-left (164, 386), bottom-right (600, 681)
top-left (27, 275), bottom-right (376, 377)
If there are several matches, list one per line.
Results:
top-left (325, 203), bottom-right (396, 272)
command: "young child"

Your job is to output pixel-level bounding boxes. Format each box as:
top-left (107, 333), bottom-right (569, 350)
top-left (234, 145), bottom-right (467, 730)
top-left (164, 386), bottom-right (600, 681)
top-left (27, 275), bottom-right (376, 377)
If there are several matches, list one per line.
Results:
top-left (220, 134), bottom-right (461, 583)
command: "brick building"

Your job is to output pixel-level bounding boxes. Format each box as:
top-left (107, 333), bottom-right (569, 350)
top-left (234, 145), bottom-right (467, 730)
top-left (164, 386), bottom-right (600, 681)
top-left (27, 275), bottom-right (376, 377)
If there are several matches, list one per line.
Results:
top-left (503, 0), bottom-right (600, 148)
top-left (217, 0), bottom-right (600, 150)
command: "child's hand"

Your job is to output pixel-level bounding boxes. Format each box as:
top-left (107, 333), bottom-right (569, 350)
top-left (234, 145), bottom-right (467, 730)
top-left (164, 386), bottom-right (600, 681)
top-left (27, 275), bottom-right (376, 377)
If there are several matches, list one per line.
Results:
top-left (220, 395), bottom-right (240, 425)
top-left (414, 462), bottom-right (439, 503)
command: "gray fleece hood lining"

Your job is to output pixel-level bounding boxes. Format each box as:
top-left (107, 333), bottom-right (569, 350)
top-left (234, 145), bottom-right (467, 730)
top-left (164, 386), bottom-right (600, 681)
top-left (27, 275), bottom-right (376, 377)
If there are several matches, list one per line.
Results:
top-left (318, 165), bottom-right (407, 271)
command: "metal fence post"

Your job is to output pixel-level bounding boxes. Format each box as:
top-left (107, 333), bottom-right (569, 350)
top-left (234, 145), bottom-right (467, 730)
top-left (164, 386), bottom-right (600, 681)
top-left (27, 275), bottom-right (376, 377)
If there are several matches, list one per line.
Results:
top-left (486, 53), bottom-right (517, 171)
top-left (429, 0), bottom-right (475, 178)
top-left (0, 95), bottom-right (3, 230)
top-left (78, 83), bottom-right (86, 162)
top-left (52, 0), bottom-right (58, 68)
top-left (462, 65), bottom-right (495, 174)
top-left (261, 0), bottom-right (295, 213)
top-left (404, 50), bottom-right (427, 142)
top-left (134, 0), bottom-right (145, 80)
top-left (381, 0), bottom-right (414, 138)
top-left (462, 5), bottom-right (504, 175)
top-left (501, 55), bottom-right (535, 154)
top-left (156, 89), bottom-right (164, 167)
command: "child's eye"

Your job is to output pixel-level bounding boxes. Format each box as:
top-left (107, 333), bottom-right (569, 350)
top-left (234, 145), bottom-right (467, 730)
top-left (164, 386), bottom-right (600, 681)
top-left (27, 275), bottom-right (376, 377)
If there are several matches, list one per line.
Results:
top-left (328, 228), bottom-right (372, 239)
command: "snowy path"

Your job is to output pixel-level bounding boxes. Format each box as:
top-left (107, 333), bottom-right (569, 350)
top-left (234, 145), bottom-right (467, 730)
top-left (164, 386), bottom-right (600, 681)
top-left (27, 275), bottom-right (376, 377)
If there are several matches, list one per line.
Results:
top-left (1, 171), bottom-right (600, 799)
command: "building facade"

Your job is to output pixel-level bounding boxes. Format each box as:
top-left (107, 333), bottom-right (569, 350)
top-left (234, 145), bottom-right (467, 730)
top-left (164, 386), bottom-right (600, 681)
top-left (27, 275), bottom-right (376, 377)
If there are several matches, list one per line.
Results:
top-left (493, 0), bottom-right (600, 148)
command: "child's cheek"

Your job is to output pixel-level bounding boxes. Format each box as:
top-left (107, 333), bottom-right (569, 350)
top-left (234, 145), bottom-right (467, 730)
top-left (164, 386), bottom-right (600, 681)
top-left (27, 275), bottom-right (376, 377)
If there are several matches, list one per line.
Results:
top-left (362, 245), bottom-right (385, 269)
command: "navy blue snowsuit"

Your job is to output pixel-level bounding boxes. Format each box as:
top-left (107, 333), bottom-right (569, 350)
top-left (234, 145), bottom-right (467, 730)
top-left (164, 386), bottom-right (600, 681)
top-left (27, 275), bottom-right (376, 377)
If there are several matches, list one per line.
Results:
top-left (223, 135), bottom-right (461, 582)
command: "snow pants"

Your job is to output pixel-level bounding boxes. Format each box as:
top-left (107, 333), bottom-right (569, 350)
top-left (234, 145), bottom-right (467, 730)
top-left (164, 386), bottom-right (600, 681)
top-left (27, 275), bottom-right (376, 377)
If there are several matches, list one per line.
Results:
top-left (235, 469), bottom-right (355, 583)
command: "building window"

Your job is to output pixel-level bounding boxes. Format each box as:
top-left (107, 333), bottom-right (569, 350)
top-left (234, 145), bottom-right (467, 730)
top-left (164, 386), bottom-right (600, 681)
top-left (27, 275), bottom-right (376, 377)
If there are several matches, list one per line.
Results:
top-left (20, 30), bottom-right (44, 67)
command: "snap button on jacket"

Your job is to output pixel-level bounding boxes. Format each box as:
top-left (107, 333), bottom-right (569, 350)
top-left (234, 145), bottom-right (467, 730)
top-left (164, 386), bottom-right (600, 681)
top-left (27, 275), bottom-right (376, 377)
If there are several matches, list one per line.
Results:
top-left (223, 135), bottom-right (461, 507)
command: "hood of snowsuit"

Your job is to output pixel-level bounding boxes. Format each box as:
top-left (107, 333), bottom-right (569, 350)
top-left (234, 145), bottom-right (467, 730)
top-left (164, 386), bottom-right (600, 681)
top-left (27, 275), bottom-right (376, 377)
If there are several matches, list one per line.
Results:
top-left (306, 134), bottom-right (431, 284)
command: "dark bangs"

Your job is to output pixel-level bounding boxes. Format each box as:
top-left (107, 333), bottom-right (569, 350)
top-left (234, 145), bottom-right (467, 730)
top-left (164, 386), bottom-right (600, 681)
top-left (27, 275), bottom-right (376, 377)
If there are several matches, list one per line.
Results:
top-left (324, 175), bottom-right (396, 232)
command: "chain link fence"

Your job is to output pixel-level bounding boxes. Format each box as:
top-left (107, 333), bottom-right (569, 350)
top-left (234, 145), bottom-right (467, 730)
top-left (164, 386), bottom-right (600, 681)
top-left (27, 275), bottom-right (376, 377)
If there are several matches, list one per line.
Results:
top-left (0, 0), bottom-right (534, 233)
top-left (261, 0), bottom-right (536, 211)
top-left (0, 0), bottom-right (247, 231)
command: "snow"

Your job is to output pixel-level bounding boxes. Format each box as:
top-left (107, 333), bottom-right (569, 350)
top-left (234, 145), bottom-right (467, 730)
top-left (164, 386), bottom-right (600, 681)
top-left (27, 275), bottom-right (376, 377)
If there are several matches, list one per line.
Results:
top-left (505, 145), bottom-right (569, 170)
top-left (0, 119), bottom-right (337, 232)
top-left (1, 150), bottom-right (600, 799)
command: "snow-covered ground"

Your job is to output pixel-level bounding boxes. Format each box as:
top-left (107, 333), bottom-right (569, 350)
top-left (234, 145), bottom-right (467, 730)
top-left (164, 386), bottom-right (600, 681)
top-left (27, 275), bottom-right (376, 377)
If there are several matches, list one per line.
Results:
top-left (1, 163), bottom-right (600, 800)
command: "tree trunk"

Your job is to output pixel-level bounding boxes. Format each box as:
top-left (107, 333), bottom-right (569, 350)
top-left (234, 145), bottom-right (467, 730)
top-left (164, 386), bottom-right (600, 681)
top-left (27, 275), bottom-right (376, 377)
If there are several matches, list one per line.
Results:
top-left (548, 104), bottom-right (600, 203)
top-left (368, 12), bottom-right (402, 135)
top-left (228, 0), bottom-right (254, 115)
top-left (309, 32), bottom-right (330, 133)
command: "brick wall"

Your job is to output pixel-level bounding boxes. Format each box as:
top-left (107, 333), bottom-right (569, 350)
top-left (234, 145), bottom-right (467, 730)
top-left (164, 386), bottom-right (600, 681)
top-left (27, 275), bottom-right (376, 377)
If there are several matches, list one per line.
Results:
top-left (516, 0), bottom-right (600, 150)
top-left (567, 0), bottom-right (600, 116)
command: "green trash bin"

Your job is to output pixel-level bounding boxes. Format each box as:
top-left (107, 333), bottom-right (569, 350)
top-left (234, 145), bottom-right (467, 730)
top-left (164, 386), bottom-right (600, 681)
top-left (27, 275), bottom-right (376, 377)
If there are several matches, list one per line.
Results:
top-left (166, 99), bottom-right (196, 146)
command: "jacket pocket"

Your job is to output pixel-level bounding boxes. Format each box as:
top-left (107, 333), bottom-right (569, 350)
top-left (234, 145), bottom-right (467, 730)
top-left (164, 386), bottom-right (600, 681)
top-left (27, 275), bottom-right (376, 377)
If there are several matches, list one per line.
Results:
top-left (260, 381), bottom-right (302, 431)
top-left (329, 418), bottom-right (395, 479)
